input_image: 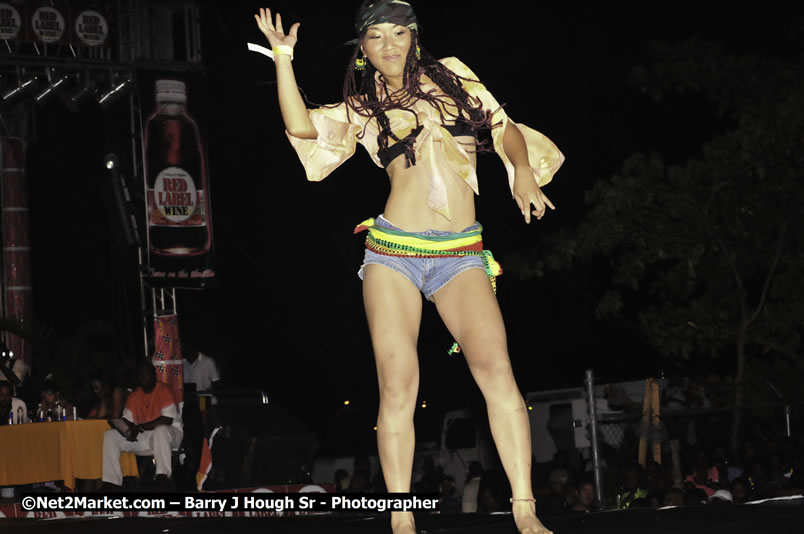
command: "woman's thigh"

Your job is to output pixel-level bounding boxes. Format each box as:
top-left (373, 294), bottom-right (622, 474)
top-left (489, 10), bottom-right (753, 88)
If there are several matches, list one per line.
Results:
top-left (431, 268), bottom-right (512, 375)
top-left (362, 264), bottom-right (423, 387)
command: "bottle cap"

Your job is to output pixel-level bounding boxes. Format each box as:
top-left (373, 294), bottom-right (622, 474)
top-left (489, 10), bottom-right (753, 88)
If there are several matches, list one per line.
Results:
top-left (155, 79), bottom-right (187, 104)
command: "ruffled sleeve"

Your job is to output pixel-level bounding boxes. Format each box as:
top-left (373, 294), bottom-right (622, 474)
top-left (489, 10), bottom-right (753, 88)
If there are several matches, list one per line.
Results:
top-left (439, 57), bottom-right (565, 193)
top-left (285, 102), bottom-right (364, 182)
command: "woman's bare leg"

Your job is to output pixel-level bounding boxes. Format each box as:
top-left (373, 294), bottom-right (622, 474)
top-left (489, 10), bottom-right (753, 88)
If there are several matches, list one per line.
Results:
top-left (432, 269), bottom-right (552, 534)
top-left (363, 264), bottom-right (423, 534)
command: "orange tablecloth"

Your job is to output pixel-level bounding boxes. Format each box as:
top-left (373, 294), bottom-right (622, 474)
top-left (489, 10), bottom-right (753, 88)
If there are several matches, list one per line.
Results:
top-left (0, 419), bottom-right (138, 490)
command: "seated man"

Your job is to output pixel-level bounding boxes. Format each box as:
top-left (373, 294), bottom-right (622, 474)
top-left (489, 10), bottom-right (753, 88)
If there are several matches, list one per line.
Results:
top-left (102, 360), bottom-right (182, 488)
top-left (0, 381), bottom-right (28, 424)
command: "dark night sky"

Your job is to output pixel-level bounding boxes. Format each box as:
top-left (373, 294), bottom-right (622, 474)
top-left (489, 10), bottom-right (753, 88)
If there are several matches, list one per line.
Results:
top-left (20, 1), bottom-right (803, 433)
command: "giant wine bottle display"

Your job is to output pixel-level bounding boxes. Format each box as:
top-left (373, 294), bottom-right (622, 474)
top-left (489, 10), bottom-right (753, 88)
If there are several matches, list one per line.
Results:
top-left (143, 78), bottom-right (214, 288)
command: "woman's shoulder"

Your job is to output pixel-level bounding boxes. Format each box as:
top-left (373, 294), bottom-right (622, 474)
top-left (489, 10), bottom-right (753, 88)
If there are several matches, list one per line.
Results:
top-left (314, 99), bottom-right (371, 126)
top-left (437, 57), bottom-right (481, 81)
top-left (315, 100), bottom-right (349, 116)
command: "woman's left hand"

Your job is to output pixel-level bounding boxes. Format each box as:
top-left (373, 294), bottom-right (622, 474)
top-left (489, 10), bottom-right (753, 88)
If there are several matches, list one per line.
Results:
top-left (513, 166), bottom-right (555, 224)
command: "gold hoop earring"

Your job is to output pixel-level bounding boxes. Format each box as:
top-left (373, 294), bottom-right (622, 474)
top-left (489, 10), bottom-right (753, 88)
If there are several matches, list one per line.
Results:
top-left (415, 45), bottom-right (421, 60)
top-left (355, 56), bottom-right (366, 71)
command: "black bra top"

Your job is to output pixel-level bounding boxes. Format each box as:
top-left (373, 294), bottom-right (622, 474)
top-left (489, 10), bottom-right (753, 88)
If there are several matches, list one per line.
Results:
top-left (442, 118), bottom-right (475, 138)
top-left (377, 118), bottom-right (475, 168)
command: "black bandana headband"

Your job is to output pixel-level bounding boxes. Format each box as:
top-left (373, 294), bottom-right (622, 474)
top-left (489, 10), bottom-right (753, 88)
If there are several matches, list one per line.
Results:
top-left (355, 0), bottom-right (419, 35)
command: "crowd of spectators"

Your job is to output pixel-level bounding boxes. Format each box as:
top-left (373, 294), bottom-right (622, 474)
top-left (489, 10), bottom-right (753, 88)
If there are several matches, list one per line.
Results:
top-left (326, 431), bottom-right (801, 517)
top-left (4, 352), bottom-right (801, 516)
top-left (323, 371), bottom-right (802, 516)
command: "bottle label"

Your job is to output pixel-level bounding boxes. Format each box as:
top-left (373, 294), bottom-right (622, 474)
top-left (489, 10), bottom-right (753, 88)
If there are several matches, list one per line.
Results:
top-left (148, 166), bottom-right (206, 226)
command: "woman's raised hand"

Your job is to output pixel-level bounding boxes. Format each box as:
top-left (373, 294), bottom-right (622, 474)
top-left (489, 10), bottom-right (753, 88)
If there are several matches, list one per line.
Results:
top-left (254, 8), bottom-right (300, 49)
top-left (255, 7), bottom-right (315, 138)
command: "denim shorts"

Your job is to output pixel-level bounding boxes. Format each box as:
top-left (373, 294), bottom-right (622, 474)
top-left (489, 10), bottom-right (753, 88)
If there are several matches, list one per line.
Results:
top-left (357, 215), bottom-right (487, 301)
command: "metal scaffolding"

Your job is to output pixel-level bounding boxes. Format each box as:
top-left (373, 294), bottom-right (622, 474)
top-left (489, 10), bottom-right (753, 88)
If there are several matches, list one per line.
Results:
top-left (0, 0), bottom-right (203, 362)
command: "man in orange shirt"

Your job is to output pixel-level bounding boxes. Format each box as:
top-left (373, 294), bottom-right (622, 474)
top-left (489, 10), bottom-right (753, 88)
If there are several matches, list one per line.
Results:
top-left (102, 360), bottom-right (183, 487)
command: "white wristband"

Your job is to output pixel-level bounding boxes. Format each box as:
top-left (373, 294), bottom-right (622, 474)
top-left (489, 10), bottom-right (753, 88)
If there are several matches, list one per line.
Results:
top-left (247, 42), bottom-right (294, 61)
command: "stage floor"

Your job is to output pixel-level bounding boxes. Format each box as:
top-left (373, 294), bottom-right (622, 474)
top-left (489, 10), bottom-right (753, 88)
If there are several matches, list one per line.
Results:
top-left (2, 496), bottom-right (802, 533)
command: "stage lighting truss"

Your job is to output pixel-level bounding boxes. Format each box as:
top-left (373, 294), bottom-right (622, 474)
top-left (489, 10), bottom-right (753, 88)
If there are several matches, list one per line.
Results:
top-left (0, 65), bottom-right (133, 112)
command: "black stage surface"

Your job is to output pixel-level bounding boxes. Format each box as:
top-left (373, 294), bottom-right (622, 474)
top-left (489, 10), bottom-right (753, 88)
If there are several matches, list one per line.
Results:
top-left (2, 497), bottom-right (803, 534)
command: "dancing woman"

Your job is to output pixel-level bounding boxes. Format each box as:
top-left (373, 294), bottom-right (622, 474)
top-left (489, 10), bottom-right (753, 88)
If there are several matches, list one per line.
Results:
top-left (255, 2), bottom-right (563, 532)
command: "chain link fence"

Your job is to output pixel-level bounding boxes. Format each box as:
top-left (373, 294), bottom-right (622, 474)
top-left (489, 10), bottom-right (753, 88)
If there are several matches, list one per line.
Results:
top-left (585, 379), bottom-right (800, 509)
top-left (596, 404), bottom-right (795, 463)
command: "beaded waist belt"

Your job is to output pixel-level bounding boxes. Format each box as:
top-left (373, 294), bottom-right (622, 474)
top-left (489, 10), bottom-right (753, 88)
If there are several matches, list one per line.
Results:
top-left (354, 217), bottom-right (503, 355)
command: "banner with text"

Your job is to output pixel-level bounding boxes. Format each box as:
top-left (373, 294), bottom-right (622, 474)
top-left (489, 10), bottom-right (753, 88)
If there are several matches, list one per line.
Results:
top-left (0, 0), bottom-right (111, 48)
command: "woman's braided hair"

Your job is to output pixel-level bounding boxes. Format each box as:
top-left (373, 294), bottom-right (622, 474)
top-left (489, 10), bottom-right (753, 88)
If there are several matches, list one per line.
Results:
top-left (342, 29), bottom-right (500, 167)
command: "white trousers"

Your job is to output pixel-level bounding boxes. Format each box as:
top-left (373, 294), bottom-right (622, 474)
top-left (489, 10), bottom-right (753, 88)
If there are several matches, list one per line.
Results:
top-left (102, 425), bottom-right (183, 485)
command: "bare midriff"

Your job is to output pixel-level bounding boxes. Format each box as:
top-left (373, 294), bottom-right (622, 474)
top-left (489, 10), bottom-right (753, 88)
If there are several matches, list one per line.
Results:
top-left (372, 77), bottom-right (483, 232)
top-left (382, 138), bottom-right (477, 232)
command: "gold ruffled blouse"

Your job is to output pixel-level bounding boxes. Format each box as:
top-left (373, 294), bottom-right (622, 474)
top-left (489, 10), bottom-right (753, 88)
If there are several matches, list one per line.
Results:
top-left (286, 57), bottom-right (564, 220)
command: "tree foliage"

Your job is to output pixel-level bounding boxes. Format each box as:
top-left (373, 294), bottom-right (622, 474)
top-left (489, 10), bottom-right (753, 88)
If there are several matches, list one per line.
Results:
top-left (513, 37), bottom-right (804, 447)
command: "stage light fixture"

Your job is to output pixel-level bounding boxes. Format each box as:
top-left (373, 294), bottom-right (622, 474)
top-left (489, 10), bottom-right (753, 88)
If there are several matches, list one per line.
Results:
top-left (97, 75), bottom-right (132, 109)
top-left (104, 152), bottom-right (138, 248)
top-left (65, 73), bottom-right (102, 112)
top-left (1, 76), bottom-right (38, 104)
top-left (34, 72), bottom-right (71, 106)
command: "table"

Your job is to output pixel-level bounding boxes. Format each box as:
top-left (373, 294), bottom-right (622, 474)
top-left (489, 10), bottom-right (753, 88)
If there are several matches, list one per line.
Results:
top-left (0, 419), bottom-right (138, 491)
